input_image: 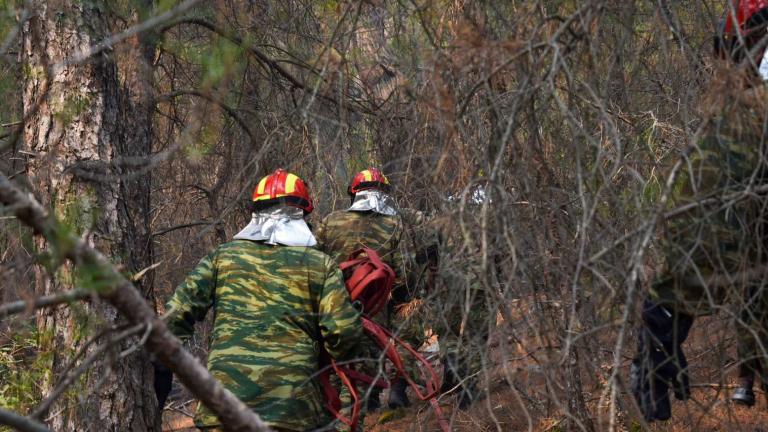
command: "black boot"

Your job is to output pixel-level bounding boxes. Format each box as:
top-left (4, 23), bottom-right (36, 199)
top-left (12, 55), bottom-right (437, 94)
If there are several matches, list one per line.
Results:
top-left (457, 382), bottom-right (476, 410)
top-left (731, 381), bottom-right (756, 407)
top-left (388, 378), bottom-right (411, 409)
top-left (366, 387), bottom-right (382, 412)
top-left (440, 353), bottom-right (459, 393)
top-left (652, 380), bottom-right (671, 421)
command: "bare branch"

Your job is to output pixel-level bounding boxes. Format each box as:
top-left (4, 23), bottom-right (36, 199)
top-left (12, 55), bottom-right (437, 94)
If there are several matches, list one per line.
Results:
top-left (156, 90), bottom-right (259, 150)
top-left (0, 408), bottom-right (50, 432)
top-left (151, 220), bottom-right (212, 237)
top-left (52, 0), bottom-right (203, 73)
top-left (0, 288), bottom-right (92, 320)
top-left (162, 17), bottom-right (376, 114)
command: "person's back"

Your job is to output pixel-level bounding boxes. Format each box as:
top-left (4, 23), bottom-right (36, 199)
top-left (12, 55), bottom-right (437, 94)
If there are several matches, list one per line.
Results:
top-left (161, 169), bottom-right (362, 431)
top-left (317, 209), bottom-right (403, 268)
top-left (167, 240), bottom-right (359, 429)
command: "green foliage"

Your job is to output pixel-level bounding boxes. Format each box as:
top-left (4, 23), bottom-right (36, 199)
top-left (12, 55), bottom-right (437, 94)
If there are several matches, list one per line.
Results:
top-left (74, 260), bottom-right (121, 295)
top-left (0, 325), bottom-right (48, 413)
top-left (184, 123), bottom-right (219, 162)
top-left (201, 38), bottom-right (246, 88)
top-left (156, 0), bottom-right (178, 14)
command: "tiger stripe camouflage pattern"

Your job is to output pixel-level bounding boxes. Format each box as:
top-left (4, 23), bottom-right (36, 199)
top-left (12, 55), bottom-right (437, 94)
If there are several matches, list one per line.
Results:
top-left (165, 240), bottom-right (362, 431)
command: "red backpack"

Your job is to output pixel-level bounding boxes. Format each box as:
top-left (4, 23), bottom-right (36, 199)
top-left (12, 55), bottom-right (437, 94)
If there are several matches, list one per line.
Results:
top-left (339, 248), bottom-right (395, 316)
top-left (319, 248), bottom-right (446, 432)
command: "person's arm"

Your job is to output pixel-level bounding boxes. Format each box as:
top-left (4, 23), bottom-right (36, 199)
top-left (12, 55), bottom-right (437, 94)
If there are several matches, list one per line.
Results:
top-left (164, 250), bottom-right (218, 340)
top-left (318, 258), bottom-right (362, 360)
top-left (314, 216), bottom-right (329, 253)
top-left (155, 249), bottom-right (218, 412)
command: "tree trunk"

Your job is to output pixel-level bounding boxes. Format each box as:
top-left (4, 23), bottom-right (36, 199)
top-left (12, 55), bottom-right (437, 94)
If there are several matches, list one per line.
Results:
top-left (22, 0), bottom-right (156, 430)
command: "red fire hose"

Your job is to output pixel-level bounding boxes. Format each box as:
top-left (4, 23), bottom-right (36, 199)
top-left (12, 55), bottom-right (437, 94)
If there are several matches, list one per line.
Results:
top-left (320, 248), bottom-right (449, 432)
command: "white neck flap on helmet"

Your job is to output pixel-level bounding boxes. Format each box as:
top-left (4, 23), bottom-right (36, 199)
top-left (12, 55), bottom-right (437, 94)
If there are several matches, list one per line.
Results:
top-left (757, 26), bottom-right (768, 81)
top-left (759, 41), bottom-right (768, 81)
top-left (234, 206), bottom-right (317, 246)
top-left (348, 189), bottom-right (398, 216)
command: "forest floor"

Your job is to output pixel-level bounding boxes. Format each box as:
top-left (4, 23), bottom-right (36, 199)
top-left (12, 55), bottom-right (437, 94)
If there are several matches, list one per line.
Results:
top-left (162, 314), bottom-right (768, 431)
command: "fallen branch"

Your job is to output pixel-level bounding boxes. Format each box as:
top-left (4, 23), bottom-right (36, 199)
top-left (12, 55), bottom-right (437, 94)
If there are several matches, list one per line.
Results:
top-left (0, 408), bottom-right (50, 432)
top-left (0, 174), bottom-right (272, 432)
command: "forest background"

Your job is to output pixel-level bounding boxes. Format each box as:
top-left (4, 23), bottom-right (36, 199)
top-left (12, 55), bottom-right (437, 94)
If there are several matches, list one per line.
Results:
top-left (0, 0), bottom-right (758, 431)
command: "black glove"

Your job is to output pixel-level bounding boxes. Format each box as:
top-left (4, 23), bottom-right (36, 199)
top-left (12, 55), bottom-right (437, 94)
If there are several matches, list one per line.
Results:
top-left (153, 361), bottom-right (173, 414)
top-left (631, 299), bottom-right (693, 422)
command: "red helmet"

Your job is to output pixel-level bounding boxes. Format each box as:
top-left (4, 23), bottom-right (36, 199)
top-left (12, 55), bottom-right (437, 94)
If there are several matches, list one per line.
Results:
top-left (348, 168), bottom-right (391, 196)
top-left (716, 1), bottom-right (768, 62)
top-left (252, 169), bottom-right (314, 213)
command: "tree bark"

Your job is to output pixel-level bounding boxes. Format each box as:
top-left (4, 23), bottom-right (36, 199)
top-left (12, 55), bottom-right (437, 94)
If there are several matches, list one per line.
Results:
top-left (22, 1), bottom-right (155, 429)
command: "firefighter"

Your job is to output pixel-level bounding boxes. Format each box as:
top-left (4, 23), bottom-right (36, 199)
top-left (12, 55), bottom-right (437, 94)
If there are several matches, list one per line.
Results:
top-left (631, 1), bottom-right (768, 421)
top-left (429, 185), bottom-right (495, 410)
top-left (156, 169), bottom-right (362, 431)
top-left (316, 167), bottom-right (431, 413)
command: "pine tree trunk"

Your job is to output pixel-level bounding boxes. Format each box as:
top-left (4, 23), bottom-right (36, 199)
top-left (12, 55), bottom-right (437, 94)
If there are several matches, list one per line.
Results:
top-left (22, 1), bottom-right (156, 430)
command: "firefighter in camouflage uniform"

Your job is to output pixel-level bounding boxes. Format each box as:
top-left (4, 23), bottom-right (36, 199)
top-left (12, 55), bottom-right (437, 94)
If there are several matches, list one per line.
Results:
top-left (157, 169), bottom-right (362, 431)
top-left (429, 187), bottom-right (493, 410)
top-left (632, 0), bottom-right (768, 422)
top-left (316, 168), bottom-right (432, 415)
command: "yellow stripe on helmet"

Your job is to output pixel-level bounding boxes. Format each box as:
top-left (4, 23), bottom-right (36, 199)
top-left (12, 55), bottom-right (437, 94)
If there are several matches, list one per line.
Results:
top-left (285, 173), bottom-right (299, 194)
top-left (362, 170), bottom-right (373, 181)
top-left (256, 176), bottom-right (268, 195)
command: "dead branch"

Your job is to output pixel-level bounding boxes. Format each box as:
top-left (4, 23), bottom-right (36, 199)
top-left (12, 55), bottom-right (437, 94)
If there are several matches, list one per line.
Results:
top-left (161, 17), bottom-right (376, 115)
top-left (155, 90), bottom-right (259, 150)
top-left (0, 408), bottom-right (50, 432)
top-left (0, 288), bottom-right (92, 320)
top-left (151, 220), bottom-right (213, 237)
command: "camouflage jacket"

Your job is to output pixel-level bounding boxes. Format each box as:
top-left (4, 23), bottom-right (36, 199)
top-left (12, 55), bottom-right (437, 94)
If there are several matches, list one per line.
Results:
top-left (651, 88), bottom-right (768, 316)
top-left (315, 210), bottom-right (404, 269)
top-left (316, 208), bottom-right (439, 316)
top-left (165, 240), bottom-right (362, 431)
